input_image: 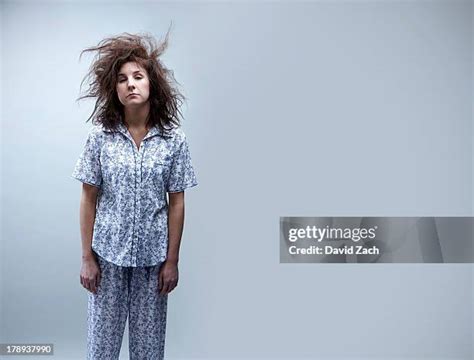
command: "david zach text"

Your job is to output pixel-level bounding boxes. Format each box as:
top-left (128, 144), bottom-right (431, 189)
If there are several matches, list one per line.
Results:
top-left (289, 245), bottom-right (380, 255)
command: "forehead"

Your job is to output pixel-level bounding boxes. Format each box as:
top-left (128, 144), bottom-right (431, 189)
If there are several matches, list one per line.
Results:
top-left (117, 61), bottom-right (146, 76)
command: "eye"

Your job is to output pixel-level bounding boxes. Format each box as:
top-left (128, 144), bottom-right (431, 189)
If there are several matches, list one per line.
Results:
top-left (118, 76), bottom-right (142, 83)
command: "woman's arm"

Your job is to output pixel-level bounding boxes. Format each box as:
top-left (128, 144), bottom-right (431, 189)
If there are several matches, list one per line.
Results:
top-left (79, 183), bottom-right (99, 259)
top-left (79, 183), bottom-right (101, 294)
top-left (167, 191), bottom-right (185, 264)
top-left (160, 191), bottom-right (185, 295)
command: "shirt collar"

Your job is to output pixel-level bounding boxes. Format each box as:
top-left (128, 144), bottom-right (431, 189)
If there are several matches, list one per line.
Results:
top-left (102, 121), bottom-right (173, 140)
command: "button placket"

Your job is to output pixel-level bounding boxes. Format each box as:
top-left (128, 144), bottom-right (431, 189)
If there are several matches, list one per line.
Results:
top-left (132, 139), bottom-right (146, 266)
top-left (112, 123), bottom-right (169, 266)
top-left (129, 141), bottom-right (137, 266)
top-left (121, 127), bottom-right (151, 267)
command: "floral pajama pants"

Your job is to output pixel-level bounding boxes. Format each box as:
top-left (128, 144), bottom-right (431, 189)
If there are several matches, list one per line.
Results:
top-left (87, 254), bottom-right (168, 360)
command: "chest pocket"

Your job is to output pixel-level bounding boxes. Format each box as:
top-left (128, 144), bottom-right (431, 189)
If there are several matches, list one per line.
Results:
top-left (152, 159), bottom-right (170, 190)
top-left (145, 144), bottom-right (173, 192)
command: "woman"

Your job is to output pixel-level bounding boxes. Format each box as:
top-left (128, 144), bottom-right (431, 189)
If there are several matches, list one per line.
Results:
top-left (72, 31), bottom-right (198, 359)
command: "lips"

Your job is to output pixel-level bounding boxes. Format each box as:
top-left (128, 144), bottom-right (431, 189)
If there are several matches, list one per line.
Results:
top-left (127, 93), bottom-right (138, 97)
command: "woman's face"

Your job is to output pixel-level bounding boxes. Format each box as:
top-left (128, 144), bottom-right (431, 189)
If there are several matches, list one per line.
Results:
top-left (116, 61), bottom-right (150, 108)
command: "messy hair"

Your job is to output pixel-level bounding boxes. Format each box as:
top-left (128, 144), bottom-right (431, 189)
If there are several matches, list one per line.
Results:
top-left (76, 28), bottom-right (185, 134)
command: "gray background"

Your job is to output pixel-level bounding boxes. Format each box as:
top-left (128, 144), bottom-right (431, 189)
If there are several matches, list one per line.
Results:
top-left (1, 0), bottom-right (472, 359)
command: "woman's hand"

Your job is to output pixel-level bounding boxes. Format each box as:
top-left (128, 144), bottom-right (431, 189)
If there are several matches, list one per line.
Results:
top-left (80, 255), bottom-right (101, 294)
top-left (159, 261), bottom-right (179, 295)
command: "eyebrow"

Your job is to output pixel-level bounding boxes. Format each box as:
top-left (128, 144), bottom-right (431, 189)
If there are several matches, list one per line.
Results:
top-left (118, 71), bottom-right (143, 76)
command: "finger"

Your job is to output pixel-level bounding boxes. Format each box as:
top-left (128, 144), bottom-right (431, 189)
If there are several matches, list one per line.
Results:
top-left (159, 281), bottom-right (166, 295)
top-left (84, 279), bottom-right (90, 292)
top-left (97, 271), bottom-right (101, 287)
top-left (90, 279), bottom-right (97, 293)
top-left (169, 282), bottom-right (177, 294)
top-left (167, 280), bottom-right (176, 293)
top-left (82, 278), bottom-right (87, 290)
top-left (158, 272), bottom-right (163, 291)
top-left (160, 281), bottom-right (170, 296)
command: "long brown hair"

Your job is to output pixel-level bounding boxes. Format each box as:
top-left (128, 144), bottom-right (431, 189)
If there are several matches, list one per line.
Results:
top-left (76, 27), bottom-right (185, 134)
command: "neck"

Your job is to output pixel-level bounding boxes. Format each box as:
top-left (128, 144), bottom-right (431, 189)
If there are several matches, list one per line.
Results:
top-left (123, 102), bottom-right (150, 130)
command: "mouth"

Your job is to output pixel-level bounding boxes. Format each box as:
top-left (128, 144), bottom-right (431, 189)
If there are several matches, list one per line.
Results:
top-left (127, 94), bottom-right (138, 98)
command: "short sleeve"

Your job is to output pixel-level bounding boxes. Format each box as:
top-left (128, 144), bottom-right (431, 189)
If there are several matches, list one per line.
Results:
top-left (167, 134), bottom-right (198, 193)
top-left (71, 127), bottom-right (103, 188)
